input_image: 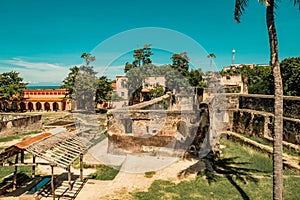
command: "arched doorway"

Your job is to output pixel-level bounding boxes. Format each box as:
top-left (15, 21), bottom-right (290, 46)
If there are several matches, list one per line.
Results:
top-left (28, 102), bottom-right (34, 111)
top-left (44, 102), bottom-right (50, 111)
top-left (36, 102), bottom-right (42, 111)
top-left (11, 101), bottom-right (18, 112)
top-left (20, 102), bottom-right (26, 112)
top-left (53, 102), bottom-right (59, 111)
top-left (3, 102), bottom-right (10, 112)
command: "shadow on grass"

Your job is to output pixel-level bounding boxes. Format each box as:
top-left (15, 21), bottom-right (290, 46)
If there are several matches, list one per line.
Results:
top-left (178, 155), bottom-right (265, 200)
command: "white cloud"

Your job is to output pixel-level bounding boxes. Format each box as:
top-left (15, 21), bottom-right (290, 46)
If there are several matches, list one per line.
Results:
top-left (0, 58), bottom-right (125, 84)
top-left (0, 58), bottom-right (70, 84)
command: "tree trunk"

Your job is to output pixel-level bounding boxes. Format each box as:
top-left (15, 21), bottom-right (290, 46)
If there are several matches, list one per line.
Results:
top-left (266, 1), bottom-right (284, 199)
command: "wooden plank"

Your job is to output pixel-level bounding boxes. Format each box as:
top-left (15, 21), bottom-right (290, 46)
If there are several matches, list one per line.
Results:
top-left (61, 141), bottom-right (83, 153)
top-left (13, 153), bottom-right (18, 190)
top-left (55, 143), bottom-right (82, 155)
top-left (32, 156), bottom-right (35, 178)
top-left (51, 165), bottom-right (55, 200)
top-left (80, 153), bottom-right (83, 181)
top-left (47, 147), bottom-right (77, 161)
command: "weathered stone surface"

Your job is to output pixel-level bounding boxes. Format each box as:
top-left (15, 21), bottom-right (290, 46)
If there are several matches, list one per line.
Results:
top-left (226, 94), bottom-right (300, 145)
top-left (0, 114), bottom-right (42, 136)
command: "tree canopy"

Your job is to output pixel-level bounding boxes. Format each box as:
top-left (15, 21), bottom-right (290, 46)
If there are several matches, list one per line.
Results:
top-left (0, 71), bottom-right (27, 101)
top-left (281, 57), bottom-right (300, 96)
top-left (61, 53), bottom-right (113, 110)
top-left (124, 45), bottom-right (206, 104)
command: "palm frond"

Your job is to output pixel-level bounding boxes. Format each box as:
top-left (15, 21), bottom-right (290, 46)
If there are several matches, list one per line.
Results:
top-left (234, 0), bottom-right (249, 23)
top-left (293, 0), bottom-right (300, 9)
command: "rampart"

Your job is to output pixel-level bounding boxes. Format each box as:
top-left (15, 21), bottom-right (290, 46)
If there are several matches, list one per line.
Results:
top-left (0, 114), bottom-right (42, 137)
top-left (225, 94), bottom-right (300, 145)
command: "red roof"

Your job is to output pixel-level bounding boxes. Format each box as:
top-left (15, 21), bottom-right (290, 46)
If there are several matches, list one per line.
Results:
top-left (112, 82), bottom-right (116, 88)
top-left (14, 132), bottom-right (52, 149)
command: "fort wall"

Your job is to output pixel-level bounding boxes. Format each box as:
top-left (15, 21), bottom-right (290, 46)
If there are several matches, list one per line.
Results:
top-left (0, 114), bottom-right (42, 137)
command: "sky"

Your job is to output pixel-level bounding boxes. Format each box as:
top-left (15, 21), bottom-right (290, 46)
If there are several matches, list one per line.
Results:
top-left (0, 0), bottom-right (299, 85)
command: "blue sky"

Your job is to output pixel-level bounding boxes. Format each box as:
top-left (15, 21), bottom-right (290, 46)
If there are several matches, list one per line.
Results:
top-left (0, 0), bottom-right (299, 85)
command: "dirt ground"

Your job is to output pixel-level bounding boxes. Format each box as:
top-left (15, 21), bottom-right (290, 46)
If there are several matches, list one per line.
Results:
top-left (76, 156), bottom-right (198, 200)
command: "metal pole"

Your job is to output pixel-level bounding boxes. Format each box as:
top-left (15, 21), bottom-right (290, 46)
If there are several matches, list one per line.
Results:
top-left (232, 48), bottom-right (236, 66)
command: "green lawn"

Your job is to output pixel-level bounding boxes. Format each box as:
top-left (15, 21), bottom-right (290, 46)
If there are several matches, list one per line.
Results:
top-left (0, 131), bottom-right (41, 143)
top-left (0, 166), bottom-right (32, 182)
top-left (131, 138), bottom-right (300, 200)
top-left (87, 165), bottom-right (120, 180)
top-left (242, 134), bottom-right (299, 157)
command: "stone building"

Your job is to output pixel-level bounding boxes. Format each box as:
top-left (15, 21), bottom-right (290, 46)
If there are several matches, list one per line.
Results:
top-left (20, 88), bottom-right (71, 111)
top-left (221, 74), bottom-right (247, 94)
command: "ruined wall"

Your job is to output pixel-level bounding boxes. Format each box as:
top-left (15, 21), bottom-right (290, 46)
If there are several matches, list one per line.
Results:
top-left (0, 114), bottom-right (42, 137)
top-left (106, 109), bottom-right (201, 156)
top-left (226, 94), bottom-right (300, 145)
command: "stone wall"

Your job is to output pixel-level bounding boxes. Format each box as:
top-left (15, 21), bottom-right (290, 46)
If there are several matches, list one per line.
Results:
top-left (0, 114), bottom-right (42, 137)
top-left (225, 94), bottom-right (300, 145)
top-left (106, 109), bottom-right (201, 156)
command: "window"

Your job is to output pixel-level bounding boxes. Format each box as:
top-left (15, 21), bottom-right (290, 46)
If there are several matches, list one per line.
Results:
top-left (121, 92), bottom-right (124, 97)
top-left (226, 76), bottom-right (231, 80)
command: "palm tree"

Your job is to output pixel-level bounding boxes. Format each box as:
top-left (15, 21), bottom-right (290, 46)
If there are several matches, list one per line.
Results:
top-left (81, 52), bottom-right (96, 66)
top-left (207, 53), bottom-right (216, 72)
top-left (234, 1), bottom-right (299, 199)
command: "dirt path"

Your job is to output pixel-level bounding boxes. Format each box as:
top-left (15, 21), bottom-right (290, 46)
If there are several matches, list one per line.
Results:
top-left (75, 158), bottom-right (198, 200)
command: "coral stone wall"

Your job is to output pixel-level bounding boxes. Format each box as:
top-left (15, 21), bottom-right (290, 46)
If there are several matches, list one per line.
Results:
top-left (226, 94), bottom-right (300, 145)
top-left (0, 114), bottom-right (42, 136)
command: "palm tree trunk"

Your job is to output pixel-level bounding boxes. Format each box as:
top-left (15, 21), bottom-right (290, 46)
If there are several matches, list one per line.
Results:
top-left (266, 1), bottom-right (283, 199)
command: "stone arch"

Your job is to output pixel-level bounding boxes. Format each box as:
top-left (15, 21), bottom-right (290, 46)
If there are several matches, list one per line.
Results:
top-left (44, 102), bottom-right (50, 111)
top-left (36, 102), bottom-right (42, 111)
top-left (3, 101), bottom-right (10, 112)
top-left (53, 102), bottom-right (59, 111)
top-left (28, 102), bottom-right (34, 111)
top-left (11, 101), bottom-right (18, 112)
top-left (20, 102), bottom-right (26, 112)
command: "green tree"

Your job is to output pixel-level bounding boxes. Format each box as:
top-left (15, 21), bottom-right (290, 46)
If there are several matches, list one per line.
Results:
top-left (62, 54), bottom-right (98, 110)
top-left (149, 84), bottom-right (165, 99)
top-left (81, 52), bottom-right (96, 66)
top-left (61, 66), bottom-right (80, 100)
top-left (132, 44), bottom-right (153, 67)
top-left (95, 76), bottom-right (113, 103)
top-left (171, 52), bottom-right (189, 76)
top-left (0, 71), bottom-right (27, 101)
top-left (247, 65), bottom-right (274, 95)
top-left (281, 57), bottom-right (300, 96)
top-left (73, 65), bottom-right (98, 110)
top-left (207, 53), bottom-right (216, 72)
top-left (124, 62), bottom-right (136, 73)
top-left (234, 1), bottom-right (300, 199)
top-left (188, 69), bottom-right (206, 88)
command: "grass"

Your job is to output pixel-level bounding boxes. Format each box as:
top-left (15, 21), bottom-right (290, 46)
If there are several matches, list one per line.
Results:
top-left (90, 134), bottom-right (107, 147)
top-left (220, 138), bottom-right (273, 175)
top-left (72, 156), bottom-right (96, 169)
top-left (87, 165), bottom-right (120, 180)
top-left (242, 134), bottom-right (299, 157)
top-left (145, 171), bottom-right (156, 178)
top-left (0, 166), bottom-right (32, 183)
top-left (129, 138), bottom-right (300, 200)
top-left (0, 131), bottom-right (41, 143)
